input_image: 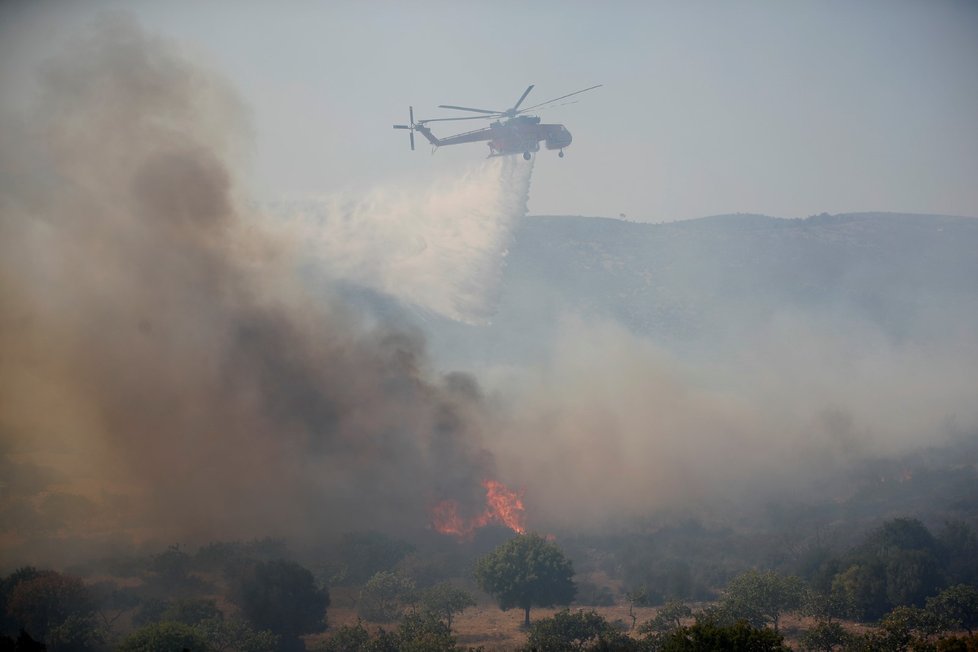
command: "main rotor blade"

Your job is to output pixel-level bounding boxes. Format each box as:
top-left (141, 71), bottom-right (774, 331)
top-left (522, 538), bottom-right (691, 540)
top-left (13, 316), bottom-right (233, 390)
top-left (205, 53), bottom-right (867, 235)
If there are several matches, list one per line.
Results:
top-left (511, 84), bottom-right (535, 112)
top-left (420, 114), bottom-right (501, 123)
top-left (393, 125), bottom-right (412, 129)
top-left (518, 84), bottom-right (603, 113)
top-left (437, 104), bottom-right (500, 114)
top-left (410, 131), bottom-right (415, 151)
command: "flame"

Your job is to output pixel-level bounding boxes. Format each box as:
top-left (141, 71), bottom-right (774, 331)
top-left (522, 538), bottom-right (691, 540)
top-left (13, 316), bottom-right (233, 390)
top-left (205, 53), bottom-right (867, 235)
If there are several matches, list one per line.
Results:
top-left (482, 479), bottom-right (526, 534)
top-left (431, 479), bottom-right (526, 540)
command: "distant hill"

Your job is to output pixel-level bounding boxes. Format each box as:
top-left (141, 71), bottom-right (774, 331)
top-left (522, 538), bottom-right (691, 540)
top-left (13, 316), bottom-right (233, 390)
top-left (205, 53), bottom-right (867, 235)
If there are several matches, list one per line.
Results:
top-left (426, 212), bottom-right (978, 367)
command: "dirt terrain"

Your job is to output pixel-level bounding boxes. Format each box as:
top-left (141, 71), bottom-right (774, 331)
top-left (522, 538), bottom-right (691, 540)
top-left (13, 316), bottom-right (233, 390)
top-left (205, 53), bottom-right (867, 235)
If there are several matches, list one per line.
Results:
top-left (311, 601), bottom-right (663, 651)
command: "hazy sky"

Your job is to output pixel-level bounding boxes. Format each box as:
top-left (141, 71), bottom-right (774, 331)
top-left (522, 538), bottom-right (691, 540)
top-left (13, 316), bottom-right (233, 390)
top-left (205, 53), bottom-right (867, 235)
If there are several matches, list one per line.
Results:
top-left (3, 1), bottom-right (977, 221)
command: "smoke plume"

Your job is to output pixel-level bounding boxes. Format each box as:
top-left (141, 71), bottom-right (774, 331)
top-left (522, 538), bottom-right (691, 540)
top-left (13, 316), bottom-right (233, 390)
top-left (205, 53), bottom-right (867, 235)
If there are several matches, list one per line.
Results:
top-left (0, 14), bottom-right (510, 563)
top-left (277, 156), bottom-right (533, 324)
top-left (492, 308), bottom-right (978, 531)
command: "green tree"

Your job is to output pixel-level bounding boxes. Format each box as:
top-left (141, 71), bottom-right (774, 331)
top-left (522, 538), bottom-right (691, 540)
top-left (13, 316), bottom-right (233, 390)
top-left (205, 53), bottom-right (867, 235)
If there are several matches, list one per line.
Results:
top-left (831, 562), bottom-right (889, 621)
top-left (638, 599), bottom-right (693, 648)
top-left (357, 571), bottom-right (415, 623)
top-left (867, 518), bottom-right (938, 556)
top-left (720, 570), bottom-right (806, 633)
top-left (228, 559), bottom-right (329, 651)
top-left (927, 584), bottom-right (978, 635)
top-left (798, 621), bottom-right (853, 651)
top-left (475, 533), bottom-right (576, 627)
top-left (865, 605), bottom-right (940, 652)
top-left (419, 582), bottom-right (476, 630)
top-left (884, 549), bottom-right (942, 608)
top-left (938, 521), bottom-right (978, 586)
top-left (803, 588), bottom-right (851, 625)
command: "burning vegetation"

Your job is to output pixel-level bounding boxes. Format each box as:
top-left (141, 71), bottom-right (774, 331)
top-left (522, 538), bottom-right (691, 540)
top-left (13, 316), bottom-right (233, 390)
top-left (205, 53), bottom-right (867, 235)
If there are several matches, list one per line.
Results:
top-left (430, 479), bottom-right (527, 540)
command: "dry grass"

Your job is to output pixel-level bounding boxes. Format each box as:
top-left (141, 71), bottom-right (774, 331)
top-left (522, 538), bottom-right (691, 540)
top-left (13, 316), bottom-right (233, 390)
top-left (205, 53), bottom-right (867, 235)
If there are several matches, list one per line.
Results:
top-left (310, 601), bottom-right (664, 651)
top-left (309, 600), bottom-right (890, 651)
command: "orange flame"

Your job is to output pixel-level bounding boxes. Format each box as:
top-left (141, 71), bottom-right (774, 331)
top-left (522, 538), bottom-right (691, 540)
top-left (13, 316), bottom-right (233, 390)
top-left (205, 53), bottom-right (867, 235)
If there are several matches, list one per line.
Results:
top-left (482, 479), bottom-right (526, 534)
top-left (431, 479), bottom-right (526, 540)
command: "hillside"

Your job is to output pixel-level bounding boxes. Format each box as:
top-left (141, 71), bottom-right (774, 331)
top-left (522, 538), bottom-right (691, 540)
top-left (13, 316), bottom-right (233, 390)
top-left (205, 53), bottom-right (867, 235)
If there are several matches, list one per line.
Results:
top-left (428, 212), bottom-right (978, 367)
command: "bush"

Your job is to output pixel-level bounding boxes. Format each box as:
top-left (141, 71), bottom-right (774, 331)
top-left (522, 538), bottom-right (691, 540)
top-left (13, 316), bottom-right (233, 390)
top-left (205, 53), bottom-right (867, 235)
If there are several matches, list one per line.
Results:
top-left (798, 621), bottom-right (853, 652)
top-left (419, 582), bottom-right (475, 630)
top-left (357, 571), bottom-right (415, 623)
top-left (659, 619), bottom-right (790, 652)
top-left (228, 559), bottom-right (329, 650)
top-left (118, 621), bottom-right (212, 652)
top-left (523, 608), bottom-right (640, 651)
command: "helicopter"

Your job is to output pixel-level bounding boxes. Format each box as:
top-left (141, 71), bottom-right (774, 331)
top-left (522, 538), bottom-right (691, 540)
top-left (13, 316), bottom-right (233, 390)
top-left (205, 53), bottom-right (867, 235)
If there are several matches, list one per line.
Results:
top-left (393, 84), bottom-right (601, 160)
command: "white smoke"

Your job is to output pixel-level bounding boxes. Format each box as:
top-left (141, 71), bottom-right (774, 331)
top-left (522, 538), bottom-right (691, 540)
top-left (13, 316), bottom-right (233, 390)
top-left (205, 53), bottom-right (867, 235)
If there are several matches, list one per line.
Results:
top-left (273, 156), bottom-right (533, 324)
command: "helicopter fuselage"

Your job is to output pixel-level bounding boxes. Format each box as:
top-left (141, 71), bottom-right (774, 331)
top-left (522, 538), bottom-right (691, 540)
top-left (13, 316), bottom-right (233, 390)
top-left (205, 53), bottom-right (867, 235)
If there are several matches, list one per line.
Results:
top-left (415, 115), bottom-right (572, 158)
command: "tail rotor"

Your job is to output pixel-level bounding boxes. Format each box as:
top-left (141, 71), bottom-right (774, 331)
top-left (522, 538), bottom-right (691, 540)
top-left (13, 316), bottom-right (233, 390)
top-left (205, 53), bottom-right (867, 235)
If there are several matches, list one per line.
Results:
top-left (392, 106), bottom-right (416, 151)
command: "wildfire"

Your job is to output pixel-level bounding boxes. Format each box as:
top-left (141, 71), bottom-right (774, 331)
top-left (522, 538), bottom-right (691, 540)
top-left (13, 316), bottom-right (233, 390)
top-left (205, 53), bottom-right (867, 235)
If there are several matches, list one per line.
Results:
top-left (431, 479), bottom-right (526, 540)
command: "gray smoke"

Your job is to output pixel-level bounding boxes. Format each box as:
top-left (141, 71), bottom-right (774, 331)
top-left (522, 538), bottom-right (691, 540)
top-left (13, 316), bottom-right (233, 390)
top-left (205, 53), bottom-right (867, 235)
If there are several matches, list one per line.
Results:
top-left (0, 14), bottom-right (503, 564)
top-left (275, 155), bottom-right (533, 324)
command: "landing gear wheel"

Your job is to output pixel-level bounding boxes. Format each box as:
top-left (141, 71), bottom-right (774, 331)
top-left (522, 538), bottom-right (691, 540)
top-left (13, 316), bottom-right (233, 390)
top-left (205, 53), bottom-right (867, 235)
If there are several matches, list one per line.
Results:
top-left (558, 150), bottom-right (565, 158)
top-left (523, 152), bottom-right (531, 161)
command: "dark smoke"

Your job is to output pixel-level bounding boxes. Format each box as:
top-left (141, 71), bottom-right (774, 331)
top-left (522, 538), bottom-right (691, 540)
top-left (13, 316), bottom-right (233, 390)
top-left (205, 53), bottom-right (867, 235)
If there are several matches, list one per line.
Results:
top-left (0, 14), bottom-right (495, 564)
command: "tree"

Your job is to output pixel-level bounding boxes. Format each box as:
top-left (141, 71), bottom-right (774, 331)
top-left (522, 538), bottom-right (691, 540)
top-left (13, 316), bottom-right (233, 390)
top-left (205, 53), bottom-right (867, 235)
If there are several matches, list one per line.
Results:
top-left (87, 580), bottom-right (140, 642)
top-left (625, 589), bottom-right (648, 631)
top-left (419, 582), bottom-right (475, 630)
top-left (0, 567), bottom-right (42, 637)
top-left (228, 559), bottom-right (329, 651)
top-left (798, 621), bottom-right (853, 652)
top-left (5, 570), bottom-right (96, 645)
top-left (638, 599), bottom-right (693, 647)
top-left (927, 584), bottom-right (978, 635)
top-left (803, 588), bottom-right (851, 626)
top-left (884, 549), bottom-right (942, 608)
top-left (720, 570), bottom-right (805, 633)
top-left (831, 562), bottom-right (888, 621)
top-left (475, 533), bottom-right (576, 627)
top-left (316, 620), bottom-right (371, 652)
top-left (146, 545), bottom-right (194, 591)
top-left (865, 605), bottom-right (940, 652)
top-left (938, 521), bottom-right (978, 586)
top-left (357, 571), bottom-right (415, 623)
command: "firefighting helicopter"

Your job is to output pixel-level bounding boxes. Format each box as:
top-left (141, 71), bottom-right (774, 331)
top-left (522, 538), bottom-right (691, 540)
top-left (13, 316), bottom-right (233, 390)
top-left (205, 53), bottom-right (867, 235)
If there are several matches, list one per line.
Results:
top-left (393, 84), bottom-right (601, 160)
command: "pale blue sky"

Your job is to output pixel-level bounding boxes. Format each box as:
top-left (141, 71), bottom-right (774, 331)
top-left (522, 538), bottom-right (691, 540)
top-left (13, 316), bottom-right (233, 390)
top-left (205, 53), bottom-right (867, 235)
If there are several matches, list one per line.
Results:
top-left (3, 0), bottom-right (977, 221)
